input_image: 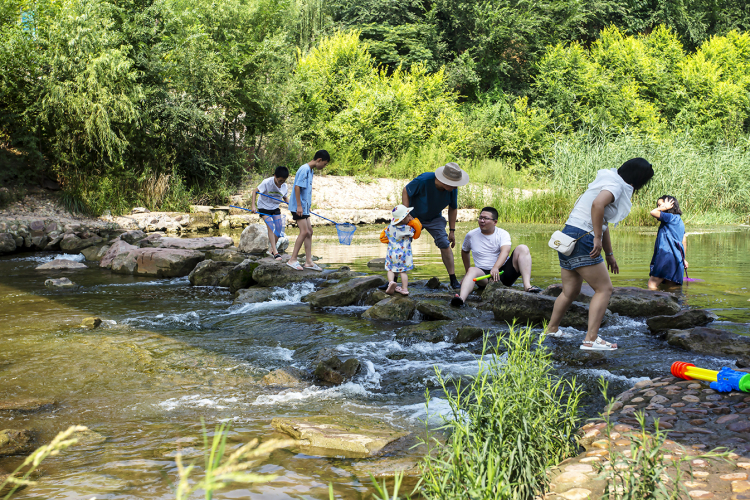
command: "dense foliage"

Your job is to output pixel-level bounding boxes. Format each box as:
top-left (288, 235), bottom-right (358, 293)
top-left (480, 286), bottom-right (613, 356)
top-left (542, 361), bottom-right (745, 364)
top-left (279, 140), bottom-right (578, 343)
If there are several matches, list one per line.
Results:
top-left (1, 0), bottom-right (749, 217)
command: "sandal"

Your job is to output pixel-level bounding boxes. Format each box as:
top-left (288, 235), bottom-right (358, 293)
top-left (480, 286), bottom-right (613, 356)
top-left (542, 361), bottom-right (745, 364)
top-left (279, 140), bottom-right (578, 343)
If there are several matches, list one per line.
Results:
top-left (273, 253), bottom-right (283, 260)
top-left (525, 286), bottom-right (542, 294)
top-left (450, 294), bottom-right (464, 308)
top-left (286, 261), bottom-right (303, 271)
top-left (304, 263), bottom-right (322, 272)
top-left (395, 286), bottom-right (410, 296)
top-left (580, 336), bottom-right (618, 351)
top-left (385, 281), bottom-right (398, 295)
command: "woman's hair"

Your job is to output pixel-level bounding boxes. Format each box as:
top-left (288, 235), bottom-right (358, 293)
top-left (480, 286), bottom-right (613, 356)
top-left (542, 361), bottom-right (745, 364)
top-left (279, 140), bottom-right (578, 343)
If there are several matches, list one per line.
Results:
top-left (658, 195), bottom-right (682, 215)
top-left (618, 157), bottom-right (654, 191)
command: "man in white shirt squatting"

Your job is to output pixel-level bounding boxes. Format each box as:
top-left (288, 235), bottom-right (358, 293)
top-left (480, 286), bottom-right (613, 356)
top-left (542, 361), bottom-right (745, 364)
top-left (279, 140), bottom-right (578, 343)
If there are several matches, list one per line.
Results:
top-left (450, 207), bottom-right (542, 308)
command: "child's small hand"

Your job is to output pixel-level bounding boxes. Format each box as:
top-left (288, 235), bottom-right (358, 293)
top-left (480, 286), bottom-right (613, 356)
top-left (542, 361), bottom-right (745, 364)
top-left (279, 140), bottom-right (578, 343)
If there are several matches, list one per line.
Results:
top-left (296, 207), bottom-right (303, 217)
top-left (659, 199), bottom-right (674, 211)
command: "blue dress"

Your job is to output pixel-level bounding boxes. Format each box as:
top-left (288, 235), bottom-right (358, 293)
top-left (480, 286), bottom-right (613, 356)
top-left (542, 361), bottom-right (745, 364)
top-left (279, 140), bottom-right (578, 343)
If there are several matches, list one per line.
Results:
top-left (649, 212), bottom-right (685, 285)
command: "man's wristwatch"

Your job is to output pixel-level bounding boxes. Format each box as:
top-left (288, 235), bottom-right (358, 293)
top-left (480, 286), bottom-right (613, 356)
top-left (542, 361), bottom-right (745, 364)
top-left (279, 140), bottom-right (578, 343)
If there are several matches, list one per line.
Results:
top-left (605, 252), bottom-right (614, 256)
top-left (449, 229), bottom-right (455, 232)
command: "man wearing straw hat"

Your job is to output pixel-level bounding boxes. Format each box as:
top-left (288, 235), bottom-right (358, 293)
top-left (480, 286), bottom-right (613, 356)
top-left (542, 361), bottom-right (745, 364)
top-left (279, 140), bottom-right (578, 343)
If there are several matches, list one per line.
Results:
top-left (401, 162), bottom-right (470, 289)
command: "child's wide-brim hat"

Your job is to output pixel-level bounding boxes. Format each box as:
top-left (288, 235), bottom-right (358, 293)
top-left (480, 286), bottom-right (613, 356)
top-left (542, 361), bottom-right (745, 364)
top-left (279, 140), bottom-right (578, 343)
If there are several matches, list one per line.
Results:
top-left (435, 162), bottom-right (469, 187)
top-left (391, 204), bottom-right (414, 225)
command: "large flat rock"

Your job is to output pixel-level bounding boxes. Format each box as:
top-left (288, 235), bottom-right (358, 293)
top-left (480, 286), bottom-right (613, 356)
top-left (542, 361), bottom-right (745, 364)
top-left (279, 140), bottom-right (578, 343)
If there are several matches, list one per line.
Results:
top-left (252, 261), bottom-right (322, 287)
top-left (36, 259), bottom-right (87, 270)
top-left (489, 288), bottom-right (609, 330)
top-left (271, 417), bottom-right (409, 456)
top-left (156, 236), bottom-right (233, 251)
top-left (542, 284), bottom-right (679, 318)
top-left (304, 275), bottom-right (387, 308)
top-left (111, 248), bottom-right (204, 277)
top-left (647, 309), bottom-right (718, 333)
top-left (667, 327), bottom-right (750, 366)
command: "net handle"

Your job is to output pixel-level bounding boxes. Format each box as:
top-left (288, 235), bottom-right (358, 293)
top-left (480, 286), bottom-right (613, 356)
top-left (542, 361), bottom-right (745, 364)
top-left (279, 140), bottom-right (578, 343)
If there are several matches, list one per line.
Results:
top-left (256, 192), bottom-right (344, 226)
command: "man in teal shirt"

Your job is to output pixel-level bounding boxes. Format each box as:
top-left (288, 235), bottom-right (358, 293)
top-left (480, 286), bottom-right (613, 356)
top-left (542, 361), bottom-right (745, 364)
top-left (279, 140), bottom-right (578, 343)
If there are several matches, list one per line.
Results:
top-left (401, 162), bottom-right (470, 289)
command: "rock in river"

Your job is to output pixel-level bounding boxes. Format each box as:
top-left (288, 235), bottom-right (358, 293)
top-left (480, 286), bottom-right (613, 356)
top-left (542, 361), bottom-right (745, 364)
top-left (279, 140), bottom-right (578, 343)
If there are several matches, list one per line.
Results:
top-left (223, 259), bottom-right (260, 293)
top-left (100, 239), bottom-right (137, 269)
top-left (0, 232), bottom-right (17, 254)
top-left (262, 367), bottom-right (309, 387)
top-left (362, 295), bottom-right (416, 321)
top-left (667, 327), bottom-right (750, 366)
top-left (252, 261), bottom-right (321, 287)
top-left (305, 275), bottom-right (387, 308)
top-left (0, 429), bottom-right (34, 456)
top-left (233, 287), bottom-right (274, 305)
top-left (81, 244), bottom-right (110, 261)
top-left (81, 317), bottom-right (102, 328)
top-left (542, 284), bottom-right (679, 318)
top-left (647, 309), bottom-right (718, 333)
top-left (189, 259), bottom-right (236, 286)
top-left (45, 277), bottom-right (76, 289)
top-left (271, 416), bottom-right (409, 456)
top-left (111, 248), bottom-right (204, 278)
top-left (0, 398), bottom-right (55, 414)
top-left (490, 288), bottom-right (608, 330)
top-left (314, 349), bottom-right (361, 384)
top-left (238, 224), bottom-right (269, 254)
top-left (60, 233), bottom-right (102, 253)
top-left (36, 259), bottom-right (87, 270)
top-left (367, 258), bottom-right (386, 269)
top-left (156, 236), bottom-right (233, 251)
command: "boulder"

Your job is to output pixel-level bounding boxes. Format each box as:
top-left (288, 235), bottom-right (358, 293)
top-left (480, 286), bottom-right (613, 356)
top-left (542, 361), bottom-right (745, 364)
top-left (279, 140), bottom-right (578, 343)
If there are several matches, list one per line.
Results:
top-left (44, 277), bottom-right (76, 289)
top-left (362, 289), bottom-right (389, 305)
top-left (261, 368), bottom-right (309, 387)
top-left (455, 326), bottom-right (484, 344)
top-left (667, 327), bottom-right (750, 366)
top-left (204, 248), bottom-right (249, 263)
top-left (271, 417), bottom-right (409, 456)
top-left (238, 224), bottom-right (269, 254)
top-left (426, 277), bottom-right (441, 289)
top-left (221, 259), bottom-right (261, 293)
top-left (100, 240), bottom-right (137, 268)
top-left (188, 259), bottom-right (236, 286)
top-left (156, 236), bottom-right (233, 251)
top-left (0, 233), bottom-right (17, 254)
top-left (36, 259), bottom-right (87, 270)
top-left (324, 267), bottom-right (364, 280)
top-left (120, 230), bottom-right (147, 245)
top-left (396, 321), bottom-right (453, 343)
top-left (314, 350), bottom-right (361, 384)
top-left (550, 348), bottom-right (606, 367)
top-left (0, 398), bottom-right (55, 414)
top-left (111, 248), bottom-right (204, 277)
top-left (81, 317), bottom-right (102, 328)
top-left (233, 288), bottom-right (274, 305)
top-left (647, 309), bottom-right (718, 334)
top-left (31, 235), bottom-right (48, 249)
top-left (81, 244), bottom-right (110, 261)
top-left (415, 299), bottom-right (463, 321)
top-left (489, 288), bottom-right (609, 330)
top-left (367, 258), bottom-right (386, 269)
top-left (0, 429), bottom-right (33, 456)
top-left (60, 233), bottom-right (102, 253)
top-left (305, 276), bottom-right (387, 308)
top-left (362, 296), bottom-right (417, 321)
top-left (542, 284), bottom-right (679, 318)
top-left (252, 262), bottom-right (322, 287)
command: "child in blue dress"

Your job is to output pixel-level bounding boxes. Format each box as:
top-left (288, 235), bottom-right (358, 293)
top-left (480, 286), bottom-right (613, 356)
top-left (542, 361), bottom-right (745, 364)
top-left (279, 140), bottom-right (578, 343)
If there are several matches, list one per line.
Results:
top-left (648, 195), bottom-right (688, 289)
top-left (381, 205), bottom-right (419, 296)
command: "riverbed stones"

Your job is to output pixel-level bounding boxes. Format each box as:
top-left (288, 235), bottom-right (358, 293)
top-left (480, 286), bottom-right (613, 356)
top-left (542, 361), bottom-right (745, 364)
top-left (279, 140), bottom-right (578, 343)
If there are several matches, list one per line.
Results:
top-left (100, 239), bottom-right (138, 268)
top-left (222, 259), bottom-right (260, 293)
top-left (60, 233), bottom-right (102, 253)
top-left (415, 299), bottom-right (463, 321)
top-left (305, 275), bottom-right (387, 308)
top-left (0, 232), bottom-right (16, 254)
top-left (542, 284), bottom-right (680, 317)
top-left (252, 261), bottom-right (321, 287)
top-left (271, 417), bottom-right (409, 456)
top-left (156, 236), bottom-right (233, 251)
top-left (426, 277), bottom-right (441, 289)
top-left (119, 230), bottom-right (147, 245)
top-left (647, 309), bottom-right (719, 333)
top-left (667, 327), bottom-right (750, 366)
top-left (455, 326), bottom-right (484, 343)
top-left (362, 295), bottom-right (417, 321)
top-left (36, 258), bottom-right (87, 270)
top-left (81, 244), bottom-right (110, 261)
top-left (396, 321), bottom-right (453, 343)
top-left (363, 289), bottom-right (389, 305)
top-left (44, 277), bottom-right (76, 289)
top-left (314, 350), bottom-right (361, 384)
top-left (490, 288), bottom-right (607, 330)
top-left (238, 224), bottom-right (269, 254)
top-left (0, 429), bottom-right (33, 456)
top-left (188, 259), bottom-right (236, 287)
top-left (204, 248), bottom-right (248, 263)
top-left (81, 317), bottom-right (102, 328)
top-left (261, 367), bottom-right (309, 387)
top-left (111, 248), bottom-right (204, 278)
top-left (0, 398), bottom-right (55, 414)
top-left (233, 287), bottom-right (274, 305)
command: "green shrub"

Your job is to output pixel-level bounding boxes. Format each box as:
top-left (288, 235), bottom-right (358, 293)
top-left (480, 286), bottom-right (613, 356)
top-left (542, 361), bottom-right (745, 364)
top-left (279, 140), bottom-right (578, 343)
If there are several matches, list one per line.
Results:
top-left (420, 326), bottom-right (583, 499)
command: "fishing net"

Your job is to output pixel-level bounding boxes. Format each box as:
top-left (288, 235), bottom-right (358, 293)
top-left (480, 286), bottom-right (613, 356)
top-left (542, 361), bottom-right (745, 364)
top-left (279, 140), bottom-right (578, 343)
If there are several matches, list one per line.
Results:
top-left (261, 214), bottom-right (286, 237)
top-left (336, 223), bottom-right (357, 245)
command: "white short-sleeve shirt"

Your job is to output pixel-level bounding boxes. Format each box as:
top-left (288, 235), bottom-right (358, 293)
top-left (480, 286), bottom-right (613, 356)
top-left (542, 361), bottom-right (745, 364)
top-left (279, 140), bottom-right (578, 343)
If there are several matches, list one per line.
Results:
top-left (257, 177), bottom-right (289, 210)
top-left (461, 227), bottom-right (512, 270)
top-left (566, 169), bottom-right (634, 232)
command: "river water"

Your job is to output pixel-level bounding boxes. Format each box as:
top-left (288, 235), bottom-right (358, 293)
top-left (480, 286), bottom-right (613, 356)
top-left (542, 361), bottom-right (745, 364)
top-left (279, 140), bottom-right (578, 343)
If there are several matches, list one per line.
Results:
top-left (1, 223), bottom-right (748, 499)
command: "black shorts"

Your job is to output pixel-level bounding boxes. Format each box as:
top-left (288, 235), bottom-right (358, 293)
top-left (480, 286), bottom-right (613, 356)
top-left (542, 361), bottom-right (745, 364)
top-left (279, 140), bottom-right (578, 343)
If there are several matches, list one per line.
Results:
top-left (291, 213), bottom-right (310, 221)
top-left (480, 250), bottom-right (521, 287)
top-left (257, 207), bottom-right (281, 216)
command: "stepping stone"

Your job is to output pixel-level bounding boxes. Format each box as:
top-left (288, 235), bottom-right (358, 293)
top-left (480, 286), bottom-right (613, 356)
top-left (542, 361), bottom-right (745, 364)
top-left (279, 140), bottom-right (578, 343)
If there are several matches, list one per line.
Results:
top-left (733, 481), bottom-right (750, 493)
top-left (688, 491), bottom-right (712, 498)
top-left (724, 473), bottom-right (750, 481)
top-left (564, 463), bottom-right (593, 473)
top-left (559, 489), bottom-right (592, 500)
top-left (553, 471), bottom-right (589, 486)
top-left (694, 471), bottom-right (710, 477)
top-left (692, 459), bottom-right (708, 467)
top-left (685, 481), bottom-right (709, 488)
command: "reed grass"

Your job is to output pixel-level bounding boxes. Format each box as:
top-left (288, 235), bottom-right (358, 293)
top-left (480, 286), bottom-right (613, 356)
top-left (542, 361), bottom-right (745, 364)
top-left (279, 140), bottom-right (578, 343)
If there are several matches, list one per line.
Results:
top-left (418, 325), bottom-right (583, 499)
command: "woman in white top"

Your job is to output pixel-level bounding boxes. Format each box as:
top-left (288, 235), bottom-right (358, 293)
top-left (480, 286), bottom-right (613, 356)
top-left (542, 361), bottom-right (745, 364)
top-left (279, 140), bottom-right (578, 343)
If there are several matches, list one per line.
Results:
top-left (547, 158), bottom-right (654, 351)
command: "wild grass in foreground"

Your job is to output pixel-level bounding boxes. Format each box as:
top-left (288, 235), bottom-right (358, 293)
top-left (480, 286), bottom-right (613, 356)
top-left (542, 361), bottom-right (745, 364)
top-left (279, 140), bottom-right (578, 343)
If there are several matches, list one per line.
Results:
top-left (418, 325), bottom-right (583, 499)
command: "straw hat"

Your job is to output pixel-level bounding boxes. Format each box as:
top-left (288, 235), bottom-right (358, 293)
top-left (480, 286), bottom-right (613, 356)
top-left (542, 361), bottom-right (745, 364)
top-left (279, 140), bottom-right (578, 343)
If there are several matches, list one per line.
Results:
top-left (391, 204), bottom-right (414, 225)
top-left (435, 162), bottom-right (469, 187)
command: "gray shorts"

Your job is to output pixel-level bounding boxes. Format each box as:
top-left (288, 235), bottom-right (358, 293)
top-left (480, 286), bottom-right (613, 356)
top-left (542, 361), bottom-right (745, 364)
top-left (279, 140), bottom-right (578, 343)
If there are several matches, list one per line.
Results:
top-left (421, 216), bottom-right (450, 249)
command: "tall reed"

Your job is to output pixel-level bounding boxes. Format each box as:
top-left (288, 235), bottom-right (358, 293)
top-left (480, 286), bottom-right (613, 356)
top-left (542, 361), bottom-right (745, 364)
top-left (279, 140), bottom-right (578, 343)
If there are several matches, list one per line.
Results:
top-left (419, 325), bottom-right (583, 499)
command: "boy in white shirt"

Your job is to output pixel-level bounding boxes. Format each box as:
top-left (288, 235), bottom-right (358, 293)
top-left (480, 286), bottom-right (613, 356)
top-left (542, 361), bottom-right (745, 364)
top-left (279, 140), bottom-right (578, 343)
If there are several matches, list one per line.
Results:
top-left (451, 206), bottom-right (541, 307)
top-left (250, 166), bottom-right (289, 259)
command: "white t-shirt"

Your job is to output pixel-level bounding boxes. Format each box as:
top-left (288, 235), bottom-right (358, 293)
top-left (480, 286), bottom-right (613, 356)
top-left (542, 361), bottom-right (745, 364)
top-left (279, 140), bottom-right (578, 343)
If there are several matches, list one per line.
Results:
top-left (256, 177), bottom-right (289, 210)
top-left (566, 168), bottom-right (634, 232)
top-left (462, 227), bottom-right (512, 270)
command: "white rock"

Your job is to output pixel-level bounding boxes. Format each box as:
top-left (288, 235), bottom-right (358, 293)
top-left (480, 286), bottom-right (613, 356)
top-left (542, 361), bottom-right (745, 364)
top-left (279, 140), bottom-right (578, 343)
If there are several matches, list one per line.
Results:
top-left (238, 224), bottom-right (269, 254)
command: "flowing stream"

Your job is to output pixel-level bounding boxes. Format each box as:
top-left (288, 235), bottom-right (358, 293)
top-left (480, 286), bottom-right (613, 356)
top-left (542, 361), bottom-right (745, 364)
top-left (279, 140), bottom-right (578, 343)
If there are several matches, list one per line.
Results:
top-left (1, 223), bottom-right (749, 499)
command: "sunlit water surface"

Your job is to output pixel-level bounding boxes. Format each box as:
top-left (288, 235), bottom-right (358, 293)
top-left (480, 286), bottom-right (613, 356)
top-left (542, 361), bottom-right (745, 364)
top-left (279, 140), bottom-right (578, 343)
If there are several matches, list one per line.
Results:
top-left (0, 223), bottom-right (748, 498)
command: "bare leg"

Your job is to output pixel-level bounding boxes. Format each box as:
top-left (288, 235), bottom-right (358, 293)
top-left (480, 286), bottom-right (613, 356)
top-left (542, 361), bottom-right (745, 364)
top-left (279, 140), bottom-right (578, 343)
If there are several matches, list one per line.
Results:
top-left (400, 272), bottom-right (409, 292)
top-left (439, 247), bottom-right (455, 275)
top-left (387, 271), bottom-right (395, 282)
top-left (511, 245), bottom-right (533, 290)
top-left (459, 267), bottom-right (485, 302)
top-left (548, 268), bottom-right (583, 333)
top-left (648, 276), bottom-right (664, 290)
top-left (263, 216), bottom-right (278, 255)
top-left (290, 218), bottom-right (312, 262)
top-left (575, 263), bottom-right (614, 343)
top-left (303, 220), bottom-right (313, 267)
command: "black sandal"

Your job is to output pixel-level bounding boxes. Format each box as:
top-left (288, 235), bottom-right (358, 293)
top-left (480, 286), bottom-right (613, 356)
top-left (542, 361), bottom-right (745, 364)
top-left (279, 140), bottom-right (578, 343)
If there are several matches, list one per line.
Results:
top-left (450, 294), bottom-right (464, 308)
top-left (273, 253), bottom-right (282, 260)
top-left (525, 286), bottom-right (542, 294)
